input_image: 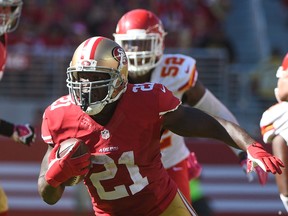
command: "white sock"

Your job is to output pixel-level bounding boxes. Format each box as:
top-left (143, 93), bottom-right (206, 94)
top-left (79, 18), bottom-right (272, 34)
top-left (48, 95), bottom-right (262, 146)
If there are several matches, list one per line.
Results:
top-left (280, 193), bottom-right (288, 212)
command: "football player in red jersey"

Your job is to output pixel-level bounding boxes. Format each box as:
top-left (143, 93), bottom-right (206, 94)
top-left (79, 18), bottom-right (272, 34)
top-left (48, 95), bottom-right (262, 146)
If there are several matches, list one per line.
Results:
top-left (0, 1), bottom-right (36, 215)
top-left (38, 36), bottom-right (283, 216)
top-left (0, 0), bottom-right (35, 144)
top-left (113, 9), bottom-right (268, 202)
top-left (260, 52), bottom-right (288, 213)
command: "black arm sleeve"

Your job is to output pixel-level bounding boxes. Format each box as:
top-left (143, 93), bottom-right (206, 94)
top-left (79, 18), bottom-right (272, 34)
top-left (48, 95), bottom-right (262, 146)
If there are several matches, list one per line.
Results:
top-left (0, 119), bottom-right (14, 137)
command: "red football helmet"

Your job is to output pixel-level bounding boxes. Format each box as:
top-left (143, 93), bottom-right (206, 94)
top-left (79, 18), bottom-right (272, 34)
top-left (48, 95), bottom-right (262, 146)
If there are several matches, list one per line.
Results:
top-left (276, 53), bottom-right (288, 78)
top-left (67, 36), bottom-right (128, 115)
top-left (113, 9), bottom-right (166, 77)
top-left (0, 0), bottom-right (23, 35)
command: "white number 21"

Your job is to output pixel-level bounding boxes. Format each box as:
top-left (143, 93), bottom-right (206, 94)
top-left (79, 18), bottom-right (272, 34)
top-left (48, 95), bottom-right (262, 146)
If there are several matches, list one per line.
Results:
top-left (90, 151), bottom-right (149, 200)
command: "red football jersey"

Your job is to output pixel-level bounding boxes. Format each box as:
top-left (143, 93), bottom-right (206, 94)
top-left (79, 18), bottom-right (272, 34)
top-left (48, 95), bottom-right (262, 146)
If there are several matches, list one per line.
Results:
top-left (42, 83), bottom-right (181, 215)
top-left (0, 34), bottom-right (7, 80)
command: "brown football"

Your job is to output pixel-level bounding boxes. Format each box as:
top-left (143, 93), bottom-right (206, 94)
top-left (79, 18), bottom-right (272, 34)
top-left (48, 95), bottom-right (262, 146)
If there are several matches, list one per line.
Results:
top-left (57, 138), bottom-right (89, 186)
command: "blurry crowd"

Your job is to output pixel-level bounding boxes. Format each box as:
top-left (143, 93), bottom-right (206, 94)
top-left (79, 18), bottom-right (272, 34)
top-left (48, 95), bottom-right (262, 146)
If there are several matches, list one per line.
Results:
top-left (8, 0), bottom-right (233, 58)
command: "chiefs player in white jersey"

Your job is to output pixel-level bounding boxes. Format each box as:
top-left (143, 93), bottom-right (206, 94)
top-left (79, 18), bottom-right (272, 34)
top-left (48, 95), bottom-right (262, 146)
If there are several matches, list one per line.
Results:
top-left (113, 9), bottom-right (268, 202)
top-left (0, 1), bottom-right (35, 216)
top-left (37, 36), bottom-right (283, 216)
top-left (260, 52), bottom-right (288, 212)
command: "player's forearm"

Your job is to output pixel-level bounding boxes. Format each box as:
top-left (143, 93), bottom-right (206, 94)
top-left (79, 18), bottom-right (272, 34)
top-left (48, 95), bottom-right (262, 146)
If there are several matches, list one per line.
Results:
top-left (191, 89), bottom-right (244, 156)
top-left (164, 106), bottom-right (255, 150)
top-left (214, 116), bottom-right (256, 150)
top-left (38, 147), bottom-right (65, 204)
top-left (193, 89), bottom-right (239, 124)
top-left (0, 119), bottom-right (14, 137)
top-left (38, 174), bottom-right (64, 205)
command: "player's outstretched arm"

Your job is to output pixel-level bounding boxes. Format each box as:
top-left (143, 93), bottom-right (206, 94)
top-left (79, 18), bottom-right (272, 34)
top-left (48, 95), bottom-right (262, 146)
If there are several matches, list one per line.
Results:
top-left (12, 124), bottom-right (36, 146)
top-left (0, 119), bottom-right (36, 146)
top-left (186, 85), bottom-right (269, 185)
top-left (162, 105), bottom-right (284, 175)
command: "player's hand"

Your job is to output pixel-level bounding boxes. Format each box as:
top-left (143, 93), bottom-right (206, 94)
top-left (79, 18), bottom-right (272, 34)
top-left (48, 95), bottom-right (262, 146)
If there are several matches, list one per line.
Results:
top-left (45, 141), bottom-right (91, 188)
top-left (12, 124), bottom-right (36, 146)
top-left (240, 153), bottom-right (268, 185)
top-left (247, 142), bottom-right (284, 174)
top-left (187, 152), bottom-right (202, 180)
top-left (254, 165), bottom-right (269, 185)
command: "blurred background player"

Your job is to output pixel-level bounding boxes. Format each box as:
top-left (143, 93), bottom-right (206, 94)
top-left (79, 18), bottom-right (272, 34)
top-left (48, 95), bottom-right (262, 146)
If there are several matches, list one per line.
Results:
top-left (0, 0), bottom-right (36, 215)
top-left (260, 52), bottom-right (288, 212)
top-left (113, 8), bottom-right (268, 203)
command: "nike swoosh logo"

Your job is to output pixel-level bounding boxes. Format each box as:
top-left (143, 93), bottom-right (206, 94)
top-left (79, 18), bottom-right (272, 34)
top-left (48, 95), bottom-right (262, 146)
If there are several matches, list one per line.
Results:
top-left (161, 85), bottom-right (166, 93)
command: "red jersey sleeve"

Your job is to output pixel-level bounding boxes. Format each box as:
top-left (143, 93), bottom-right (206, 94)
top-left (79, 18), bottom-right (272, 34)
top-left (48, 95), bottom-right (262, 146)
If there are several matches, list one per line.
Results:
top-left (154, 83), bottom-right (181, 115)
top-left (0, 34), bottom-right (7, 79)
top-left (41, 110), bottom-right (53, 145)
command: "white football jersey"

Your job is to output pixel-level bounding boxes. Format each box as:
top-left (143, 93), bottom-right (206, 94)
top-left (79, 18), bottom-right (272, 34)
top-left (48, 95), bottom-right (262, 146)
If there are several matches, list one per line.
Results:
top-left (260, 102), bottom-right (288, 144)
top-left (151, 54), bottom-right (198, 168)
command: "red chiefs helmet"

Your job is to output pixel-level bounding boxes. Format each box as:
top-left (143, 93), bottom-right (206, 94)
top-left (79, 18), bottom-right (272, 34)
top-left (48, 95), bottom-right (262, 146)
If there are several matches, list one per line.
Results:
top-left (67, 36), bottom-right (128, 115)
top-left (0, 0), bottom-right (23, 35)
top-left (276, 53), bottom-right (288, 78)
top-left (113, 9), bottom-right (166, 77)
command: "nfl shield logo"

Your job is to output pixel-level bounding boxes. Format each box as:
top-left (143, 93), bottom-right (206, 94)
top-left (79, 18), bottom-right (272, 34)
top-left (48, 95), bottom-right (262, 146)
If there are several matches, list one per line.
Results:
top-left (101, 129), bottom-right (110, 139)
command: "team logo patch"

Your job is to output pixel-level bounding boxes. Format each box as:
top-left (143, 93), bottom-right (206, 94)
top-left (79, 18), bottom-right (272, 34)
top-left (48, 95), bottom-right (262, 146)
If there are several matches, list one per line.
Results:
top-left (81, 60), bottom-right (92, 66)
top-left (112, 46), bottom-right (128, 65)
top-left (101, 129), bottom-right (110, 139)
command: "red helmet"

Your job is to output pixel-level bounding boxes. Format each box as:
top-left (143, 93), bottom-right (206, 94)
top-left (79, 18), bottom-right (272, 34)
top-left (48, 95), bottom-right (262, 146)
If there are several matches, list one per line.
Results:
top-left (113, 9), bottom-right (166, 77)
top-left (276, 53), bottom-right (288, 78)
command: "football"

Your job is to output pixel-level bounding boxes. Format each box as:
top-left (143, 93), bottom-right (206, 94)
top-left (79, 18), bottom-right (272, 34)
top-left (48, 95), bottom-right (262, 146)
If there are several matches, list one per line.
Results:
top-left (57, 138), bottom-right (90, 186)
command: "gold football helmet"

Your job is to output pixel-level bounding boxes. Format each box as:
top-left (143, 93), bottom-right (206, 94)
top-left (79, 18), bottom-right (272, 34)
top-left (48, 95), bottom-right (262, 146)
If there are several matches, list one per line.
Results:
top-left (0, 0), bottom-right (23, 35)
top-left (67, 36), bottom-right (128, 115)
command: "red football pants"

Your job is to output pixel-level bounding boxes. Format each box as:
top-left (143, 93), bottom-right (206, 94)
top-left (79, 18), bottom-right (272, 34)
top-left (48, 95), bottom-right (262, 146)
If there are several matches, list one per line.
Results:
top-left (166, 159), bottom-right (191, 203)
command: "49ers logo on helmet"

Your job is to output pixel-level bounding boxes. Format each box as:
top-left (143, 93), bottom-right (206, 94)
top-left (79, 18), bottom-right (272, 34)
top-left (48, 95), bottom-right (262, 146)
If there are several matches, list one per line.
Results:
top-left (112, 47), bottom-right (127, 65)
top-left (81, 60), bottom-right (92, 66)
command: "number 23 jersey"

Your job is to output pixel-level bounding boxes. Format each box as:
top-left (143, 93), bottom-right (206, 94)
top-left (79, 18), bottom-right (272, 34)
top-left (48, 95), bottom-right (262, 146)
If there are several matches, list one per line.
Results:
top-left (41, 83), bottom-right (181, 216)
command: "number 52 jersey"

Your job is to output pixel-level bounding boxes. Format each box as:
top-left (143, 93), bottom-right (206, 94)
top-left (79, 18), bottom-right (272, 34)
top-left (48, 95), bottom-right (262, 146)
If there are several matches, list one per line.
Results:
top-left (150, 53), bottom-right (198, 168)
